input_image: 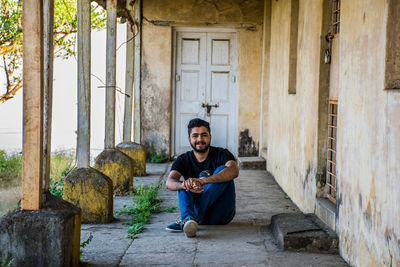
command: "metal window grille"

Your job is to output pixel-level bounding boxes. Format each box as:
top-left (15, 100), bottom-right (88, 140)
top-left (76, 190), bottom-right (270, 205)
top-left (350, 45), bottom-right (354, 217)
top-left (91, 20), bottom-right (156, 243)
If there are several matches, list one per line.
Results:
top-left (326, 101), bottom-right (338, 204)
top-left (332, 0), bottom-right (340, 35)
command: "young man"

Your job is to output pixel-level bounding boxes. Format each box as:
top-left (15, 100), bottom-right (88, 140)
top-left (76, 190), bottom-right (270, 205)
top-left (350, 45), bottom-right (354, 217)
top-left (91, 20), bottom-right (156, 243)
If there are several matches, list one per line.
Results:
top-left (165, 118), bottom-right (239, 237)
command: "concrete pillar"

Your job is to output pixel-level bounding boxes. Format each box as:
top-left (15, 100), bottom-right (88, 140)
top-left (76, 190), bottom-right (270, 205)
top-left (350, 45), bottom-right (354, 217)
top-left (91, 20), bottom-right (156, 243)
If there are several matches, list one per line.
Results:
top-left (105, 0), bottom-right (117, 149)
top-left (133, 0), bottom-right (142, 144)
top-left (76, 0), bottom-right (91, 168)
top-left (0, 1), bottom-right (80, 265)
top-left (63, 0), bottom-right (113, 224)
top-left (21, 0), bottom-right (44, 211)
top-left (116, 0), bottom-right (146, 177)
top-left (123, 16), bottom-right (134, 142)
top-left (95, 0), bottom-right (134, 194)
top-left (43, 0), bottom-right (54, 191)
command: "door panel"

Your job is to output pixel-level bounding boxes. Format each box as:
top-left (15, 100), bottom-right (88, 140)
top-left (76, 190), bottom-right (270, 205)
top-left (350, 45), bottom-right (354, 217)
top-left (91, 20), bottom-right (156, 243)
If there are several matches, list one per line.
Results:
top-left (175, 30), bottom-right (237, 155)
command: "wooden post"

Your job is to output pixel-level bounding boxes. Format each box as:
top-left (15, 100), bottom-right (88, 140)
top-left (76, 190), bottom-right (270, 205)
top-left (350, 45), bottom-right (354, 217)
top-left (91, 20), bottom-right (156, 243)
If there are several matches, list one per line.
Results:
top-left (105, 0), bottom-right (117, 149)
top-left (21, 0), bottom-right (44, 210)
top-left (43, 0), bottom-right (54, 191)
top-left (76, 0), bottom-right (92, 168)
top-left (133, 0), bottom-right (141, 143)
top-left (123, 3), bottom-right (135, 142)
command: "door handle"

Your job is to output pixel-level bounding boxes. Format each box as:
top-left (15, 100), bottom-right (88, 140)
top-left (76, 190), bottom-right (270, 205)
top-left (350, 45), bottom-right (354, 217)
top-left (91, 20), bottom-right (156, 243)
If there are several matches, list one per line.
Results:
top-left (201, 103), bottom-right (219, 116)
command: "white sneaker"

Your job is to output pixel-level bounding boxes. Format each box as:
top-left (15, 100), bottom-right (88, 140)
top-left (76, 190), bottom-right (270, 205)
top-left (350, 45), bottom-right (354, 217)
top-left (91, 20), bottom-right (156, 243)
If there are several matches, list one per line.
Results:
top-left (183, 218), bottom-right (198, 237)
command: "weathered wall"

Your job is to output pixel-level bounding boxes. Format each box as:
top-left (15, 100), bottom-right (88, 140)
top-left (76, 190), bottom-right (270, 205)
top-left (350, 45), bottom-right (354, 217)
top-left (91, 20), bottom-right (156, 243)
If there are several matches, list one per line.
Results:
top-left (336, 1), bottom-right (400, 265)
top-left (238, 28), bottom-right (263, 156)
top-left (265, 0), bottom-right (400, 266)
top-left (259, 0), bottom-right (271, 156)
top-left (141, 0), bottom-right (264, 156)
top-left (266, 0), bottom-right (323, 213)
top-left (141, 23), bottom-right (172, 154)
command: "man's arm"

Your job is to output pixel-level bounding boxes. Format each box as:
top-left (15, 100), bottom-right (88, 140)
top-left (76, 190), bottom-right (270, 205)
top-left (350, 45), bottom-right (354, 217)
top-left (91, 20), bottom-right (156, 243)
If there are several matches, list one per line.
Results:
top-left (198, 160), bottom-right (239, 186)
top-left (165, 170), bottom-right (185, 191)
top-left (165, 170), bottom-right (204, 193)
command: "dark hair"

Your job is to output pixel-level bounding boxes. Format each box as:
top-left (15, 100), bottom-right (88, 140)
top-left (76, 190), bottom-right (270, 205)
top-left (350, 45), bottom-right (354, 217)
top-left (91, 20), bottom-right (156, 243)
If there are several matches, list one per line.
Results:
top-left (187, 118), bottom-right (210, 136)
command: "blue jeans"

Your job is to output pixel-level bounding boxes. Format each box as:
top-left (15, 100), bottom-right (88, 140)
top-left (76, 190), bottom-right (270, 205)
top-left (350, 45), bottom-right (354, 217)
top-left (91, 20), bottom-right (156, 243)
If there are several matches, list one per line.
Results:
top-left (178, 165), bottom-right (236, 225)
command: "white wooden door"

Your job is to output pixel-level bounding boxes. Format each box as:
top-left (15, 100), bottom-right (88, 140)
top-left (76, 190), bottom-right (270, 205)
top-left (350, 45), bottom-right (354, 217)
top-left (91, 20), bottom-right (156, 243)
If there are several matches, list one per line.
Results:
top-left (174, 30), bottom-right (238, 155)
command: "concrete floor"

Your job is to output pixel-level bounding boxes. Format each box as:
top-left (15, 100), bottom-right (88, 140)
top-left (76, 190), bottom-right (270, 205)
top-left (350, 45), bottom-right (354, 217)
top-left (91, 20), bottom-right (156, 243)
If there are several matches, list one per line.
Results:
top-left (80, 163), bottom-right (348, 267)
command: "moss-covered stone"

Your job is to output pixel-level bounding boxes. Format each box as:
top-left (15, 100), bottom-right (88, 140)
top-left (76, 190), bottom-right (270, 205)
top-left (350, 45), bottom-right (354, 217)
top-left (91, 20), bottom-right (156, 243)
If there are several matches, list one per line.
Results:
top-left (63, 167), bottom-right (113, 223)
top-left (95, 148), bottom-right (134, 195)
top-left (117, 142), bottom-right (147, 176)
top-left (0, 192), bottom-right (81, 267)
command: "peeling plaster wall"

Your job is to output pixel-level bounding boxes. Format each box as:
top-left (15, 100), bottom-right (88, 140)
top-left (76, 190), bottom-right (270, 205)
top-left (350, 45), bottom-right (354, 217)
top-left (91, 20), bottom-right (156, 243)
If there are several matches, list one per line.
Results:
top-left (266, 0), bottom-right (400, 265)
top-left (238, 28), bottom-right (263, 156)
top-left (266, 0), bottom-right (322, 213)
top-left (336, 1), bottom-right (400, 265)
top-left (141, 0), bottom-right (264, 156)
top-left (141, 24), bottom-right (172, 154)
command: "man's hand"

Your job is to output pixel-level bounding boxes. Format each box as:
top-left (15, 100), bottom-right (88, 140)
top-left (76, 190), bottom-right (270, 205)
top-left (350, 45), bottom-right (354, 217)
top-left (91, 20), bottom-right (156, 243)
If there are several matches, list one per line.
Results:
top-left (165, 170), bottom-right (204, 193)
top-left (183, 178), bottom-right (204, 193)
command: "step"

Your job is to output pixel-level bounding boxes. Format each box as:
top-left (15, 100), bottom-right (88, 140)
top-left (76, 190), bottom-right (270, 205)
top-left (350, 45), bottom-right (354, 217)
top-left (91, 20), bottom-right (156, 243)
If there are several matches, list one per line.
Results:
top-left (270, 213), bottom-right (338, 253)
top-left (238, 157), bottom-right (266, 170)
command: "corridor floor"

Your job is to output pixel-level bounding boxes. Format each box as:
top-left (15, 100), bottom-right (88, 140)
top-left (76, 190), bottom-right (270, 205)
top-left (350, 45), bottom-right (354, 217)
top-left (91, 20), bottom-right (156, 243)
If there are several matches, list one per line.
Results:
top-left (80, 163), bottom-right (348, 266)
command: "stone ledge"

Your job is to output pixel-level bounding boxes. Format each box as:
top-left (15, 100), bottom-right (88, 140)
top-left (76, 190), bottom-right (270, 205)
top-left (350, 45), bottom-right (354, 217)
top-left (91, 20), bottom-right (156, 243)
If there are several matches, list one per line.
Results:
top-left (238, 157), bottom-right (266, 170)
top-left (270, 213), bottom-right (338, 254)
top-left (315, 197), bottom-right (336, 231)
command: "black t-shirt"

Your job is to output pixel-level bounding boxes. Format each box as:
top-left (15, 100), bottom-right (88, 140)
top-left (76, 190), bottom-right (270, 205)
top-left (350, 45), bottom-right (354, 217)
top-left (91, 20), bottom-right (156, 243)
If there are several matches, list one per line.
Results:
top-left (171, 146), bottom-right (235, 180)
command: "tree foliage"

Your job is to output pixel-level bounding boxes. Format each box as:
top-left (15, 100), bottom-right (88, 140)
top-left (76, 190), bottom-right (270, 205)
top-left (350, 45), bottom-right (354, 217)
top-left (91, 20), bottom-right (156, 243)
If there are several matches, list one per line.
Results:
top-left (0, 0), bottom-right (106, 102)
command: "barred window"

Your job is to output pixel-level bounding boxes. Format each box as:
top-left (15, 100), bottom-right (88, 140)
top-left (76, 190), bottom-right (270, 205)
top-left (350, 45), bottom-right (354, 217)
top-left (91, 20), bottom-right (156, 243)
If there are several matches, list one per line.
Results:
top-left (326, 101), bottom-right (338, 204)
top-left (332, 0), bottom-right (340, 35)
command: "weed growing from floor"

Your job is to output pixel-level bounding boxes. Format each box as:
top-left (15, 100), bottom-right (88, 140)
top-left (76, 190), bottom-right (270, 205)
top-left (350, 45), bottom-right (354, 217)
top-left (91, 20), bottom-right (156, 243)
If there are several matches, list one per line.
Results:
top-left (148, 143), bottom-right (169, 163)
top-left (80, 233), bottom-right (93, 258)
top-left (115, 183), bottom-right (177, 239)
top-left (0, 254), bottom-right (14, 267)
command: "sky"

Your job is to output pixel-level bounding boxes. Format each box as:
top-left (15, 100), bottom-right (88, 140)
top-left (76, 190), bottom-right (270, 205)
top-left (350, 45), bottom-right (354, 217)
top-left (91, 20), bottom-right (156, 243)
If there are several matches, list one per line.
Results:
top-left (0, 23), bottom-right (128, 157)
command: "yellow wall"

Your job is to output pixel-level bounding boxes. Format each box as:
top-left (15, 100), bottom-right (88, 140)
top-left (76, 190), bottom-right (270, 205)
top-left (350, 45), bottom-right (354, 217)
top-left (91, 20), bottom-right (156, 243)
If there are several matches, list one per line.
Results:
top-left (264, 0), bottom-right (400, 265)
top-left (141, 0), bottom-right (264, 156)
top-left (266, 0), bottom-right (323, 212)
top-left (336, 1), bottom-right (400, 265)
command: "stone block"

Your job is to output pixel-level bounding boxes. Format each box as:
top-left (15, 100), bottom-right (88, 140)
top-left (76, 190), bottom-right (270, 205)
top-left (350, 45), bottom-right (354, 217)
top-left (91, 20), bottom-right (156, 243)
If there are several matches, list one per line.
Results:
top-left (238, 157), bottom-right (266, 170)
top-left (63, 167), bottom-right (113, 223)
top-left (116, 142), bottom-right (146, 176)
top-left (315, 197), bottom-right (336, 231)
top-left (95, 148), bottom-right (134, 195)
top-left (0, 193), bottom-right (81, 267)
top-left (270, 213), bottom-right (338, 253)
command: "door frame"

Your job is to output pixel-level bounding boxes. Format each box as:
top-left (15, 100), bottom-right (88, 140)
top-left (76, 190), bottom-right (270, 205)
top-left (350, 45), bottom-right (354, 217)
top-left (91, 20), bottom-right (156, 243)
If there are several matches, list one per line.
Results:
top-left (171, 26), bottom-right (239, 157)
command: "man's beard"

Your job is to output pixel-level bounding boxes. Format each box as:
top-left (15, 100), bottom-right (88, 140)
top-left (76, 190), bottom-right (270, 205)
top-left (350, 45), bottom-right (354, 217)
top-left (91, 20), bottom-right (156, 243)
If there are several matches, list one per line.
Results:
top-left (190, 142), bottom-right (210, 153)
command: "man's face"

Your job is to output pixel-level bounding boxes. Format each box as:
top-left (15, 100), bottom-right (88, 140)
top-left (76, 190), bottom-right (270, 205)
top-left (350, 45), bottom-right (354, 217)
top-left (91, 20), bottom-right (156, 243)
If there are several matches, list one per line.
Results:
top-left (188, 126), bottom-right (211, 153)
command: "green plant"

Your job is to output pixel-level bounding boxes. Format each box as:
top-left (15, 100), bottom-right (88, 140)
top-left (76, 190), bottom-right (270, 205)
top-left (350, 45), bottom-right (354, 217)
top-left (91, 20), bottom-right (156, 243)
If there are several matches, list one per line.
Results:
top-left (148, 143), bottom-right (169, 163)
top-left (80, 233), bottom-right (93, 258)
top-left (49, 152), bottom-right (74, 197)
top-left (1, 254), bottom-right (14, 267)
top-left (0, 150), bottom-right (22, 189)
top-left (49, 165), bottom-right (73, 198)
top-left (115, 183), bottom-right (165, 239)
